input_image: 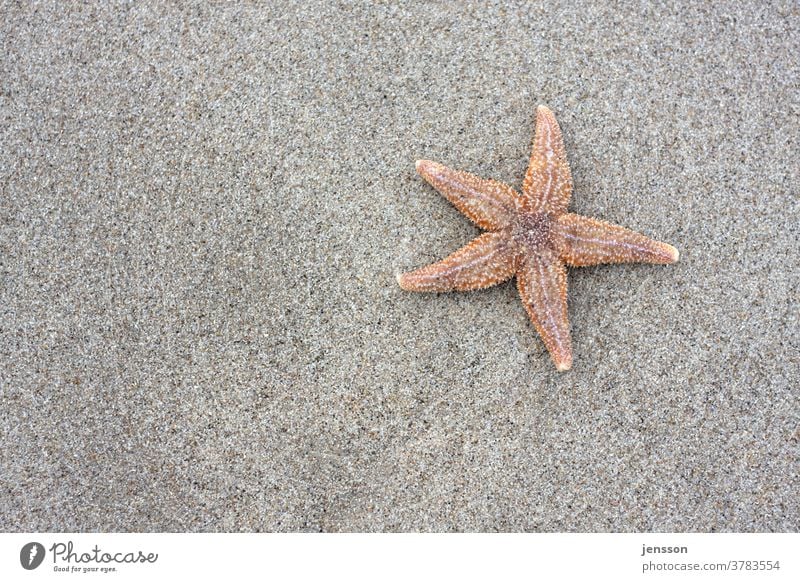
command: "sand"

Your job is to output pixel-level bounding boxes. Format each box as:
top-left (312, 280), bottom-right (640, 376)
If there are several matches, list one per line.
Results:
top-left (1, 1), bottom-right (797, 531)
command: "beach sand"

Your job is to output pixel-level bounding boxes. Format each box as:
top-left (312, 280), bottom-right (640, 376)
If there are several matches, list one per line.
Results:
top-left (1, 1), bottom-right (797, 531)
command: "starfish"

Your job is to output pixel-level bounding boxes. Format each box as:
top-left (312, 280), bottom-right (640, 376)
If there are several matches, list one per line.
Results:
top-left (397, 105), bottom-right (679, 371)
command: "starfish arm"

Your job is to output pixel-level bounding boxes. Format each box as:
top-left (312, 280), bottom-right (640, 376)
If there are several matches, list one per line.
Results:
top-left (522, 105), bottom-right (573, 214)
top-left (554, 213), bottom-right (680, 266)
top-left (398, 231), bottom-right (516, 292)
top-left (516, 251), bottom-right (572, 371)
top-left (415, 160), bottom-right (520, 230)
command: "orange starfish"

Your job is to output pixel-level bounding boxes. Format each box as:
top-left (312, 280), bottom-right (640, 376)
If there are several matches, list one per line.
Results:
top-left (398, 105), bottom-right (679, 371)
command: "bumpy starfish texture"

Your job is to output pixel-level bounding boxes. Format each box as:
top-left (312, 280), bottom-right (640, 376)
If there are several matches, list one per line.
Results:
top-left (398, 105), bottom-right (679, 371)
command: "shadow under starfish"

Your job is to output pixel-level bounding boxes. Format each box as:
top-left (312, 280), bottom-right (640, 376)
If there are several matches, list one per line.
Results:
top-left (398, 105), bottom-right (679, 372)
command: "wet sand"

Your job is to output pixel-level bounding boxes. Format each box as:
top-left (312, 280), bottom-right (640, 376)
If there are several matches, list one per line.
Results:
top-left (1, 1), bottom-right (797, 531)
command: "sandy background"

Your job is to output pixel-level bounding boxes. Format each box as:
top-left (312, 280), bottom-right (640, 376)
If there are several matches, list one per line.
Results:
top-left (1, 1), bottom-right (797, 532)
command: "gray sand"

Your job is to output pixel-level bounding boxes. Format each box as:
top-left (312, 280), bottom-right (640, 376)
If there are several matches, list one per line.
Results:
top-left (1, 1), bottom-right (797, 532)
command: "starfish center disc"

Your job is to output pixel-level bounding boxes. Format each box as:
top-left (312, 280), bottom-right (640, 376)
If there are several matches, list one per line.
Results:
top-left (512, 212), bottom-right (553, 250)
